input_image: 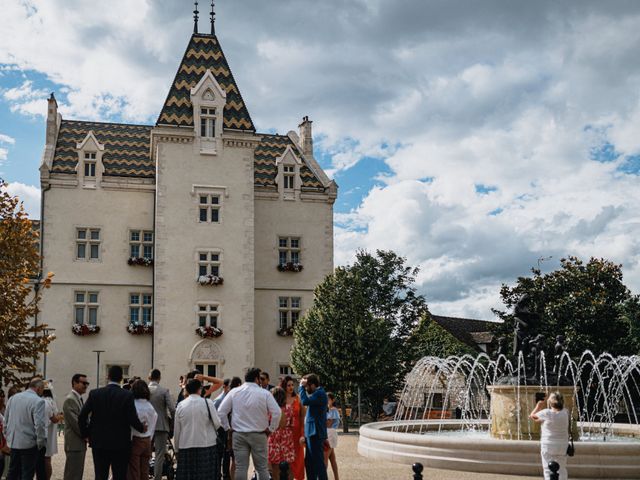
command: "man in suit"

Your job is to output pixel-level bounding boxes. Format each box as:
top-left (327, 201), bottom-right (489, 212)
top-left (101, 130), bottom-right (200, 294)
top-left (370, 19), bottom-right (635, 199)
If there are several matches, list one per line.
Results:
top-left (62, 373), bottom-right (89, 480)
top-left (147, 369), bottom-right (174, 480)
top-left (299, 374), bottom-right (328, 480)
top-left (4, 378), bottom-right (46, 480)
top-left (259, 372), bottom-right (275, 391)
top-left (78, 365), bottom-right (145, 480)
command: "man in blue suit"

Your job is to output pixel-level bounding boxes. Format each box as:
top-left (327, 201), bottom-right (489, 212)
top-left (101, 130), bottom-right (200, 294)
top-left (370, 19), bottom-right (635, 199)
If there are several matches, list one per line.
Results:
top-left (299, 374), bottom-right (328, 480)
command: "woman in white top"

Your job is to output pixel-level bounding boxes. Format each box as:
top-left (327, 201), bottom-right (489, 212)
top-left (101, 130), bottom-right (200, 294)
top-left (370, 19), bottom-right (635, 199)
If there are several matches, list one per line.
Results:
top-left (128, 380), bottom-right (158, 480)
top-left (42, 388), bottom-right (63, 480)
top-left (530, 391), bottom-right (570, 480)
top-left (174, 378), bottom-right (221, 480)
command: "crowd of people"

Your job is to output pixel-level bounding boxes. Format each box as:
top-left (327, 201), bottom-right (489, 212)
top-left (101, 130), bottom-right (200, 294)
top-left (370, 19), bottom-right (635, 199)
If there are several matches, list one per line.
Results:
top-left (0, 366), bottom-right (341, 480)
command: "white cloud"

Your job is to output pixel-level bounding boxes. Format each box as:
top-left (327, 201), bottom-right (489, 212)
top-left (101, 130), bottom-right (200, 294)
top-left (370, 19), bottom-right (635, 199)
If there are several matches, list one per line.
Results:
top-left (2, 1), bottom-right (640, 317)
top-left (0, 133), bottom-right (15, 162)
top-left (4, 182), bottom-right (40, 218)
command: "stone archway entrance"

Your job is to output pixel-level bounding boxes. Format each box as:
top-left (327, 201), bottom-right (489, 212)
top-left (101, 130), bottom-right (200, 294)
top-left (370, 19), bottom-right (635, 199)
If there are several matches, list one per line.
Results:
top-left (189, 339), bottom-right (225, 377)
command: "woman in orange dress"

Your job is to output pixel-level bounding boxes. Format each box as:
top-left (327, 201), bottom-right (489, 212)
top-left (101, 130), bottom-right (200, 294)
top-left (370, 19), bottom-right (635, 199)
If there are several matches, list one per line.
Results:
top-left (281, 376), bottom-right (306, 479)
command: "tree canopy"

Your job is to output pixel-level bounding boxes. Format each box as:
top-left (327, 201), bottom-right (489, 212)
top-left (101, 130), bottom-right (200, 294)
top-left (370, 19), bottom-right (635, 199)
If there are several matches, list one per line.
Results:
top-left (0, 180), bottom-right (53, 386)
top-left (492, 256), bottom-right (639, 357)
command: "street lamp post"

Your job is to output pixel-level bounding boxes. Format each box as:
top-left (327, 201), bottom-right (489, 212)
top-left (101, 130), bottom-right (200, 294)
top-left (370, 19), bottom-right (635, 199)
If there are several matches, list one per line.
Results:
top-left (42, 327), bottom-right (56, 379)
top-left (92, 350), bottom-right (105, 388)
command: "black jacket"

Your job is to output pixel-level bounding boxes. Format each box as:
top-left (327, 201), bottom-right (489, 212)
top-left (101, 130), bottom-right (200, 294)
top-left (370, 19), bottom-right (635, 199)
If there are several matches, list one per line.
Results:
top-left (78, 384), bottom-right (144, 449)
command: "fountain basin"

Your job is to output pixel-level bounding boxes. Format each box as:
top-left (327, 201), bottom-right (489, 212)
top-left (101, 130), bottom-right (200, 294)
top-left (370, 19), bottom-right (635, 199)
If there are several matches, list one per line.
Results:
top-left (358, 420), bottom-right (640, 478)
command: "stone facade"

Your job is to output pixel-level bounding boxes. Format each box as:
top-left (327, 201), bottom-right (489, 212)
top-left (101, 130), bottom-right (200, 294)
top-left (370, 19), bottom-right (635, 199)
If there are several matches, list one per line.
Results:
top-left (37, 30), bottom-right (336, 390)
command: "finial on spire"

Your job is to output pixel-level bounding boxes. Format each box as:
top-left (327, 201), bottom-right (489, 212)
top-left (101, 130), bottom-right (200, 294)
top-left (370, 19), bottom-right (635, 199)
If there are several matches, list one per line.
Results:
top-left (193, 1), bottom-right (199, 34)
top-left (210, 0), bottom-right (215, 35)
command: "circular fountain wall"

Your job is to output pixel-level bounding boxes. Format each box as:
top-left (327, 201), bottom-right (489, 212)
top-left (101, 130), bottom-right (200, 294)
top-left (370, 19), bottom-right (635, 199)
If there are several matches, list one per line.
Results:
top-left (358, 353), bottom-right (640, 478)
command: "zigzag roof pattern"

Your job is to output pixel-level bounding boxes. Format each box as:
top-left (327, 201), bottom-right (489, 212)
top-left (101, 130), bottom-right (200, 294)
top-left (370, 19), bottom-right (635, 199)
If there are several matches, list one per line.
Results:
top-left (51, 120), bottom-right (153, 178)
top-left (255, 134), bottom-right (325, 191)
top-left (157, 34), bottom-right (254, 131)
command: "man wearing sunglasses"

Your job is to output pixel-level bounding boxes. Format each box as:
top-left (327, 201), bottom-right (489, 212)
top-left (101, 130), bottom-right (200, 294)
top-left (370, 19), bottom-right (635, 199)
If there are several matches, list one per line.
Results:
top-left (63, 373), bottom-right (89, 480)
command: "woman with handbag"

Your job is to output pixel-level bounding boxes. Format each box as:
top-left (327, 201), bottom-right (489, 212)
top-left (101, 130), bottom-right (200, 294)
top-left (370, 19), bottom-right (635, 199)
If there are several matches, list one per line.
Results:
top-left (530, 391), bottom-right (570, 480)
top-left (174, 378), bottom-right (222, 480)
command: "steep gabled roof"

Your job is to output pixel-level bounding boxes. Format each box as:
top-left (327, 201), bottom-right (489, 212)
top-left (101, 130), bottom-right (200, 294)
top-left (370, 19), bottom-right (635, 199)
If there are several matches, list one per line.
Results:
top-left (431, 314), bottom-right (495, 349)
top-left (51, 120), bottom-right (153, 178)
top-left (157, 34), bottom-right (254, 131)
top-left (254, 134), bottom-right (325, 191)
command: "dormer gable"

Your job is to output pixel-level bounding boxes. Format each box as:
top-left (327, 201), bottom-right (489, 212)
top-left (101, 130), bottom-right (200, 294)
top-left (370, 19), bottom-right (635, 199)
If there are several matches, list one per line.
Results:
top-left (191, 70), bottom-right (227, 155)
top-left (75, 131), bottom-right (105, 188)
top-left (276, 145), bottom-right (303, 200)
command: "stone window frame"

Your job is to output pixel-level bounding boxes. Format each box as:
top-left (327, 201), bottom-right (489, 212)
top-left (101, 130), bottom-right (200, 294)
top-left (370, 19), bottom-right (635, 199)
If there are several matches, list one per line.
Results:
top-left (76, 227), bottom-right (101, 261)
top-left (199, 105), bottom-right (217, 138)
top-left (197, 250), bottom-right (222, 278)
top-left (129, 292), bottom-right (153, 326)
top-left (279, 364), bottom-right (295, 377)
top-left (129, 229), bottom-right (154, 259)
top-left (74, 290), bottom-right (99, 326)
top-left (197, 302), bottom-right (220, 328)
top-left (198, 193), bottom-right (221, 223)
top-left (194, 363), bottom-right (218, 378)
top-left (278, 236), bottom-right (301, 265)
top-left (192, 185), bottom-right (228, 225)
top-left (278, 296), bottom-right (301, 329)
top-left (83, 152), bottom-right (97, 177)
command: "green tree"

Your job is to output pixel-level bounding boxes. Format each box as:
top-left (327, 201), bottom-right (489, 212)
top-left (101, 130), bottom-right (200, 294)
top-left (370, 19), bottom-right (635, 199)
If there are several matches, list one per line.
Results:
top-left (0, 180), bottom-right (53, 386)
top-left (291, 250), bottom-right (429, 427)
top-left (492, 256), bottom-right (637, 356)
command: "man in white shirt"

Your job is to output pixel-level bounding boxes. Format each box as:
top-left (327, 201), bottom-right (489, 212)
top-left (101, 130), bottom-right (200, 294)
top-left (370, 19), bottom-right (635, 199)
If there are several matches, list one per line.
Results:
top-left (4, 378), bottom-right (47, 480)
top-left (218, 368), bottom-right (281, 480)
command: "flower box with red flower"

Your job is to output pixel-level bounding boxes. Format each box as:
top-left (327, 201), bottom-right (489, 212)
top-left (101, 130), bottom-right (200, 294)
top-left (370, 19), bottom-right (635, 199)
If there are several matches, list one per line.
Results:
top-left (128, 257), bottom-right (153, 267)
top-left (71, 324), bottom-right (100, 336)
top-left (197, 275), bottom-right (224, 286)
top-left (277, 262), bottom-right (303, 272)
top-left (277, 326), bottom-right (295, 337)
top-left (127, 323), bottom-right (153, 335)
top-left (195, 326), bottom-right (223, 338)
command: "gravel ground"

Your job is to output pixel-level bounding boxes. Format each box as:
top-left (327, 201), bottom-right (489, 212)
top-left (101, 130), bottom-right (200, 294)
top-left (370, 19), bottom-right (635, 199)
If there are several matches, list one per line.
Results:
top-left (46, 432), bottom-right (540, 480)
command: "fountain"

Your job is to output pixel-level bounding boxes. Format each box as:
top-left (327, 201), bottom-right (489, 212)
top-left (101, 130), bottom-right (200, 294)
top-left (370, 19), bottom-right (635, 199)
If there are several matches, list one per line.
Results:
top-left (358, 298), bottom-right (640, 478)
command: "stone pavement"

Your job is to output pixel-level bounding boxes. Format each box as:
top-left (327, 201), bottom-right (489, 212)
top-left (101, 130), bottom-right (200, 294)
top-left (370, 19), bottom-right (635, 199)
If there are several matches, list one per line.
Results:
top-left (47, 432), bottom-right (540, 479)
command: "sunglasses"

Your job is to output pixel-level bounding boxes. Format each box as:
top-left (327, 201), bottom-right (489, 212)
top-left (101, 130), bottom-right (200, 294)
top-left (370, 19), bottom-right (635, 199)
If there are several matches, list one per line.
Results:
top-left (80, 381), bottom-right (90, 386)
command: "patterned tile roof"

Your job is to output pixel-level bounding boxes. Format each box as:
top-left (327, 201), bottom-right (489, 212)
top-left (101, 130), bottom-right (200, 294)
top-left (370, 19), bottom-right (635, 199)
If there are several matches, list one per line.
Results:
top-left (157, 34), bottom-right (254, 131)
top-left (431, 314), bottom-right (495, 349)
top-left (51, 120), bottom-right (153, 178)
top-left (254, 134), bottom-right (325, 191)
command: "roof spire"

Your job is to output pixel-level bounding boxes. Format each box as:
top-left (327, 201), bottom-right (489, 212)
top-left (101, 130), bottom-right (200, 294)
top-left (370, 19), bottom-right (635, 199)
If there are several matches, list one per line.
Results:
top-left (210, 0), bottom-right (215, 35)
top-left (193, 1), bottom-right (199, 34)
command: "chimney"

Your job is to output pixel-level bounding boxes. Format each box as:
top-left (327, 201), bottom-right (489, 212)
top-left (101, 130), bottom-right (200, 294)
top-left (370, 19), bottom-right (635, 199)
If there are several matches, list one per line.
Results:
top-left (46, 93), bottom-right (58, 147)
top-left (298, 115), bottom-right (313, 158)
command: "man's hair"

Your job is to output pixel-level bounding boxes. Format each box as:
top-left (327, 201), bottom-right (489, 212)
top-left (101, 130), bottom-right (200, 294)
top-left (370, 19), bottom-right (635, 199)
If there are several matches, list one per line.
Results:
top-left (132, 380), bottom-right (151, 400)
top-left (230, 377), bottom-right (242, 389)
top-left (223, 378), bottom-right (230, 387)
top-left (71, 373), bottom-right (87, 385)
top-left (108, 365), bottom-right (124, 383)
top-left (149, 369), bottom-right (161, 381)
top-left (271, 386), bottom-right (286, 407)
top-left (42, 389), bottom-right (53, 398)
top-left (261, 371), bottom-right (270, 381)
top-left (245, 367), bottom-right (262, 383)
top-left (186, 379), bottom-right (202, 395)
top-left (548, 391), bottom-right (564, 410)
top-left (305, 374), bottom-right (320, 387)
top-left (29, 378), bottom-right (44, 390)
top-left (186, 370), bottom-right (200, 380)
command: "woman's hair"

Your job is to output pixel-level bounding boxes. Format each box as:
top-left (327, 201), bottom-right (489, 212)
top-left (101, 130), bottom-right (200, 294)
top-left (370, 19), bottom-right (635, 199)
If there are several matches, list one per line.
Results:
top-left (132, 380), bottom-right (150, 400)
top-left (279, 375), bottom-right (297, 396)
top-left (230, 376), bottom-right (242, 390)
top-left (548, 391), bottom-right (564, 410)
top-left (271, 386), bottom-right (286, 407)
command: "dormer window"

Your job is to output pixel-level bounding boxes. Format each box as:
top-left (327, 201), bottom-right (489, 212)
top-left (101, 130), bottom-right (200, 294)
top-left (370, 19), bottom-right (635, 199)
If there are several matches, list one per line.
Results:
top-left (283, 165), bottom-right (295, 189)
top-left (200, 107), bottom-right (216, 138)
top-left (84, 152), bottom-right (96, 177)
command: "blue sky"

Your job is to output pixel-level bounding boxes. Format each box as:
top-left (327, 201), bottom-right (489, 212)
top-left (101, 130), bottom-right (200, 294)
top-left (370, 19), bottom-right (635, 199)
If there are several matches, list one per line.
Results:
top-left (2, 0), bottom-right (640, 318)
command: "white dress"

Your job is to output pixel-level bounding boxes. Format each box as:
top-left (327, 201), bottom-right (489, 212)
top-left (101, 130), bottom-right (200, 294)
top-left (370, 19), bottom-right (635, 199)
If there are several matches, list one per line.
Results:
top-left (44, 397), bottom-right (58, 457)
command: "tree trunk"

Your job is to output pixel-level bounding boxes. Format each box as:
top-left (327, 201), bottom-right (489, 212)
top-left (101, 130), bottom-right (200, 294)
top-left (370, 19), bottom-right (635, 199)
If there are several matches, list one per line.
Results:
top-left (340, 391), bottom-right (349, 433)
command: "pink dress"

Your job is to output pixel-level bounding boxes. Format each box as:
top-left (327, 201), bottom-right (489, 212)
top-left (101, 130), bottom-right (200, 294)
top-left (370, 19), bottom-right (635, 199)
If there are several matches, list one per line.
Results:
top-left (268, 404), bottom-right (295, 464)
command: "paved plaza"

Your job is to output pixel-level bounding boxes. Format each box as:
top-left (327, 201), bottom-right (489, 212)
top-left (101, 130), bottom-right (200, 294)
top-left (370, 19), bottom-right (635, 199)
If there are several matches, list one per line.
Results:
top-left (46, 431), bottom-right (539, 480)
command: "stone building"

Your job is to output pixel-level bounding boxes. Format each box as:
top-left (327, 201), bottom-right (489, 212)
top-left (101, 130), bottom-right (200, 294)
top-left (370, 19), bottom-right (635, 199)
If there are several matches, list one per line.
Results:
top-left (36, 16), bottom-right (336, 390)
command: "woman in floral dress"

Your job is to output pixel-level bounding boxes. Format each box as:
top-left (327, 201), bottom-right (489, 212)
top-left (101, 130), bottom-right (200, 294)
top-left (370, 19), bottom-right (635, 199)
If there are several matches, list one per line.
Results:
top-left (281, 376), bottom-right (306, 479)
top-left (268, 387), bottom-right (295, 479)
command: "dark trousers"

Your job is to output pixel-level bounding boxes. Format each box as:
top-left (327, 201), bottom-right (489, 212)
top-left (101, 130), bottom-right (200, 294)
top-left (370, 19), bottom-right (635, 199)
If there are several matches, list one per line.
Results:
top-left (92, 446), bottom-right (131, 480)
top-left (304, 436), bottom-right (328, 480)
top-left (7, 446), bottom-right (45, 480)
